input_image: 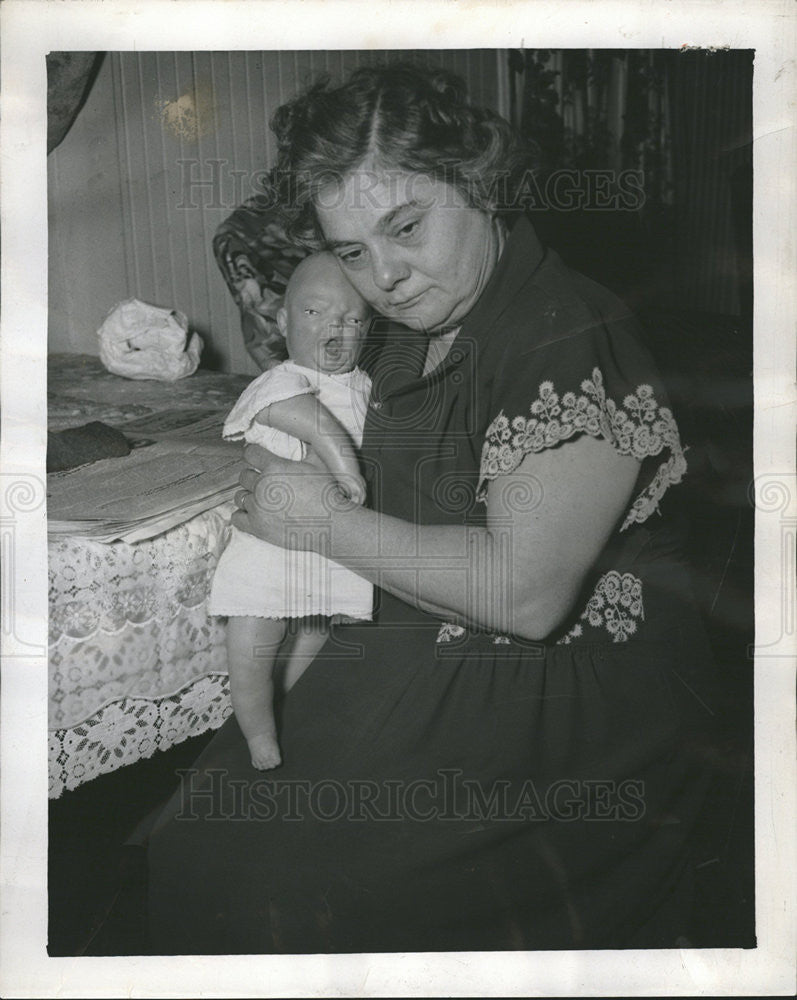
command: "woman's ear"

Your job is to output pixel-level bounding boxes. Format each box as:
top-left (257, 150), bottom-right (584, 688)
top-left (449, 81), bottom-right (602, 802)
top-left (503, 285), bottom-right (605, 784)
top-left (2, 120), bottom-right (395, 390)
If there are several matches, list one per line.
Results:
top-left (276, 306), bottom-right (288, 338)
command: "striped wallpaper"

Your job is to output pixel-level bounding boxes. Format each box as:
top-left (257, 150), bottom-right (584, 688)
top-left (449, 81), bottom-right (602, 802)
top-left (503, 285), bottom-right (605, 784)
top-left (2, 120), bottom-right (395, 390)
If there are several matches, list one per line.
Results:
top-left (48, 50), bottom-right (506, 374)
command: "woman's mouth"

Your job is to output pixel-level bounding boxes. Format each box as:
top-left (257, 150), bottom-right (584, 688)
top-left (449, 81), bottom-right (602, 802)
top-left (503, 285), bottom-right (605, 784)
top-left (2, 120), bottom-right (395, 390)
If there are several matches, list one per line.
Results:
top-left (387, 291), bottom-right (425, 312)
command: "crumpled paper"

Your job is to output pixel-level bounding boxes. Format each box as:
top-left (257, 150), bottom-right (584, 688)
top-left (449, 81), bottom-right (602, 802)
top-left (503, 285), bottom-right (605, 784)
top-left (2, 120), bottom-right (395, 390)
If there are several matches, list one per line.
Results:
top-left (98, 298), bottom-right (203, 381)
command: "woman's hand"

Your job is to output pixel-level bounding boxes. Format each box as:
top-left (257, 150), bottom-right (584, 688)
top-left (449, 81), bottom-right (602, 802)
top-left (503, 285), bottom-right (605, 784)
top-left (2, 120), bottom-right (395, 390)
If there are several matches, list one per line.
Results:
top-left (231, 444), bottom-right (359, 552)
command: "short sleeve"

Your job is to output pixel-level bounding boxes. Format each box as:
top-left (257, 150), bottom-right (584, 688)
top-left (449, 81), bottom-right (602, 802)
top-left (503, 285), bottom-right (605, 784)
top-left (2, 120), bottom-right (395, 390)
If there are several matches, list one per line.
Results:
top-left (222, 364), bottom-right (317, 460)
top-left (477, 312), bottom-right (687, 532)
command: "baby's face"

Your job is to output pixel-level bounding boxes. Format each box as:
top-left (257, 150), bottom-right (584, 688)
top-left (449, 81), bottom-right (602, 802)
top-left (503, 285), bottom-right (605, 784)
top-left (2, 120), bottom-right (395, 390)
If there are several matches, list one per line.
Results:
top-left (277, 255), bottom-right (371, 374)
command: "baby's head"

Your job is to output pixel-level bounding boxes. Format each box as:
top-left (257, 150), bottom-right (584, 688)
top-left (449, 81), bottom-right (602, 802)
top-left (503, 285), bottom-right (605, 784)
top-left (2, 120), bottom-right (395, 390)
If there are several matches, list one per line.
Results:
top-left (276, 252), bottom-right (372, 374)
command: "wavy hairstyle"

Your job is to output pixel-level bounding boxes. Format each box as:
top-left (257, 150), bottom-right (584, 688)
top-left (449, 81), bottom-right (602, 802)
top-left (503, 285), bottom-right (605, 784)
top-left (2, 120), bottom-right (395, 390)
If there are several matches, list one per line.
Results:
top-left (269, 62), bottom-right (523, 248)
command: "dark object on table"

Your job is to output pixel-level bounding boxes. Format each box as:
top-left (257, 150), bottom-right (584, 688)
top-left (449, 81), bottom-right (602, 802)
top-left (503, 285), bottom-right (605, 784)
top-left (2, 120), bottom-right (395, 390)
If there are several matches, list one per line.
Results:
top-left (47, 420), bottom-right (131, 473)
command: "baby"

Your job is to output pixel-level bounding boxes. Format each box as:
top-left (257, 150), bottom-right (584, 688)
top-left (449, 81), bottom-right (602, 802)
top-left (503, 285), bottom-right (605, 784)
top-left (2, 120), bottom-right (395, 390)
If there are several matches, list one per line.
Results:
top-left (209, 252), bottom-right (373, 769)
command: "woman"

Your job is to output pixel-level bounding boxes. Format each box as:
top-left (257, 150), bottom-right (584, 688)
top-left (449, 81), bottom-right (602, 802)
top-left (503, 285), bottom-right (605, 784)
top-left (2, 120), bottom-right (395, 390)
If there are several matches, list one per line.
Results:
top-left (148, 64), bottom-right (717, 953)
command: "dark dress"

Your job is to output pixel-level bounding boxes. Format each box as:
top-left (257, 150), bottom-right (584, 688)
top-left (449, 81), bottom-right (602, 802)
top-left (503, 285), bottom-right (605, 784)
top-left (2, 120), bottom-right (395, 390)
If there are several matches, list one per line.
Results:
top-left (147, 216), bottom-right (717, 954)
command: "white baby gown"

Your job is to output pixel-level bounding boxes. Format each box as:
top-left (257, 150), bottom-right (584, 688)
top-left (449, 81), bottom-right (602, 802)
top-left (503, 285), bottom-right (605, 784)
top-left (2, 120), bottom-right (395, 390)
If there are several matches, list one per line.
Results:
top-left (208, 361), bottom-right (373, 620)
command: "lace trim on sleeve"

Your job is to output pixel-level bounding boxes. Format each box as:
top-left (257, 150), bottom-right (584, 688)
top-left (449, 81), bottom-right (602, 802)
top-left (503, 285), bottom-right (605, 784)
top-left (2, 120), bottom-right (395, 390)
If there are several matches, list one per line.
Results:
top-left (433, 569), bottom-right (645, 648)
top-left (477, 367), bottom-right (687, 531)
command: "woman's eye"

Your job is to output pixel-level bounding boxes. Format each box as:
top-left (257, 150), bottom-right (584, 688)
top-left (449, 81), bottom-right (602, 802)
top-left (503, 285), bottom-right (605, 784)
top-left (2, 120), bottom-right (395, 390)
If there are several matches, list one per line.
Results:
top-left (338, 248), bottom-right (365, 266)
top-left (396, 219), bottom-right (420, 238)
top-left (303, 308), bottom-right (318, 316)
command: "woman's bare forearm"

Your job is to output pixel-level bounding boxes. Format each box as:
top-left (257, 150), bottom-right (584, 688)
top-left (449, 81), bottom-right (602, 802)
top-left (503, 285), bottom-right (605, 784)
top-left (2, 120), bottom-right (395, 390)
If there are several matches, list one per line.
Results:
top-left (292, 437), bottom-right (640, 639)
top-left (309, 503), bottom-right (534, 637)
top-left (238, 435), bottom-right (641, 640)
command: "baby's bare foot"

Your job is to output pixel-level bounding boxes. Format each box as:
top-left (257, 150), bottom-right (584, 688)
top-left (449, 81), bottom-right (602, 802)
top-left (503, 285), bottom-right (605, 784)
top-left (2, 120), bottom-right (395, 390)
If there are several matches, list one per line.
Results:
top-left (247, 732), bottom-right (282, 770)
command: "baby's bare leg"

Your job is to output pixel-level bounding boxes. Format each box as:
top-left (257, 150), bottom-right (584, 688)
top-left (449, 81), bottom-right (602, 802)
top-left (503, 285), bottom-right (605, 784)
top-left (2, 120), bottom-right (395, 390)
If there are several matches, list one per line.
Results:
top-left (282, 617), bottom-right (330, 691)
top-left (226, 616), bottom-right (287, 770)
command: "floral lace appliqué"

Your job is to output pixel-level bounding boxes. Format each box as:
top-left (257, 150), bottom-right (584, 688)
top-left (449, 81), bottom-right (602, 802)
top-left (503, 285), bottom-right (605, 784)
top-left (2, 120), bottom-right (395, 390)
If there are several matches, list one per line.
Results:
top-left (558, 571), bottom-right (644, 644)
top-left (436, 622), bottom-right (467, 643)
top-left (435, 624), bottom-right (512, 645)
top-left (477, 368), bottom-right (687, 530)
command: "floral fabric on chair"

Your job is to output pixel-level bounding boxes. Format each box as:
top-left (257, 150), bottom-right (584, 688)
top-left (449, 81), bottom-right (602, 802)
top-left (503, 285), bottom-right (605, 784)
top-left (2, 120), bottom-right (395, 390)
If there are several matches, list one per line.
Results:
top-left (213, 196), bottom-right (309, 372)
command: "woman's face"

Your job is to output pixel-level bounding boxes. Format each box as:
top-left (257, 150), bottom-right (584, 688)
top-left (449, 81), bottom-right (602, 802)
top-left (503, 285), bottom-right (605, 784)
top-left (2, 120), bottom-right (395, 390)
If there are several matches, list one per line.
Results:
top-left (315, 167), bottom-right (499, 333)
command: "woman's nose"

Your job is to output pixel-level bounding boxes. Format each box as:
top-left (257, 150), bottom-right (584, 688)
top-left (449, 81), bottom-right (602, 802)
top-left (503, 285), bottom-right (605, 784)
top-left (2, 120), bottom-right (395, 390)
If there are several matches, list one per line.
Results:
top-left (371, 250), bottom-right (410, 292)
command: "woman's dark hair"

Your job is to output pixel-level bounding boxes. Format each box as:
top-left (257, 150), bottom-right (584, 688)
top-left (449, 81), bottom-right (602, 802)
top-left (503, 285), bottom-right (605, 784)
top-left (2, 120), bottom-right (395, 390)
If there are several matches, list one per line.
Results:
top-left (269, 62), bottom-right (522, 247)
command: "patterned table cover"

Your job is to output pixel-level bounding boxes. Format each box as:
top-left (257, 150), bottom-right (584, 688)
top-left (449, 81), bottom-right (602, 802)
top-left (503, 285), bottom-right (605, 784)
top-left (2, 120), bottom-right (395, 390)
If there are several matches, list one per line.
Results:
top-left (48, 355), bottom-right (251, 797)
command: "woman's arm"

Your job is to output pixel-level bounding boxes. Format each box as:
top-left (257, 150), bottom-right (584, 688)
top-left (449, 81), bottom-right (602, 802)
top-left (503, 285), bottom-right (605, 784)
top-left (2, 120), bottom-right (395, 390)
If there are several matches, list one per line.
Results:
top-left (233, 435), bottom-right (640, 641)
top-left (256, 394), bottom-right (366, 503)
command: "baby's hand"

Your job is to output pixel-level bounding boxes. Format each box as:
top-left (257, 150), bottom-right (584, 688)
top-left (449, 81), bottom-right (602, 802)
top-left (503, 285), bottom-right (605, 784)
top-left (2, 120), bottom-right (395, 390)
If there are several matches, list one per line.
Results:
top-left (334, 472), bottom-right (367, 506)
top-left (322, 443), bottom-right (367, 506)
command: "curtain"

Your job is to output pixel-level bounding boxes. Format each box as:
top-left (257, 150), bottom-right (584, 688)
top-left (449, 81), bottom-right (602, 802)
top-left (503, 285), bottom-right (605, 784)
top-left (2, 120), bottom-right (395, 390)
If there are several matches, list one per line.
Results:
top-left (510, 49), bottom-right (672, 208)
top-left (507, 50), bottom-right (672, 312)
top-left (507, 49), bottom-right (752, 319)
top-left (46, 52), bottom-right (104, 154)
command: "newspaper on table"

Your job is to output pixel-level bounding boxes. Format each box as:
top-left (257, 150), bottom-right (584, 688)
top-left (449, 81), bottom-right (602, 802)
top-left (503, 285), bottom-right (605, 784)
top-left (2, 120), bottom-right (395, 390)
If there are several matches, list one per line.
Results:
top-left (47, 418), bottom-right (245, 542)
top-left (112, 407), bottom-right (229, 445)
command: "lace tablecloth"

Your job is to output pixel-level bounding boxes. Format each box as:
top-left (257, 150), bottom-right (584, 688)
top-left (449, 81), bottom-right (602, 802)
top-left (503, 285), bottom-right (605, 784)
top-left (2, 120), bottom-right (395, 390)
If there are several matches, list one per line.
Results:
top-left (48, 354), bottom-right (251, 797)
